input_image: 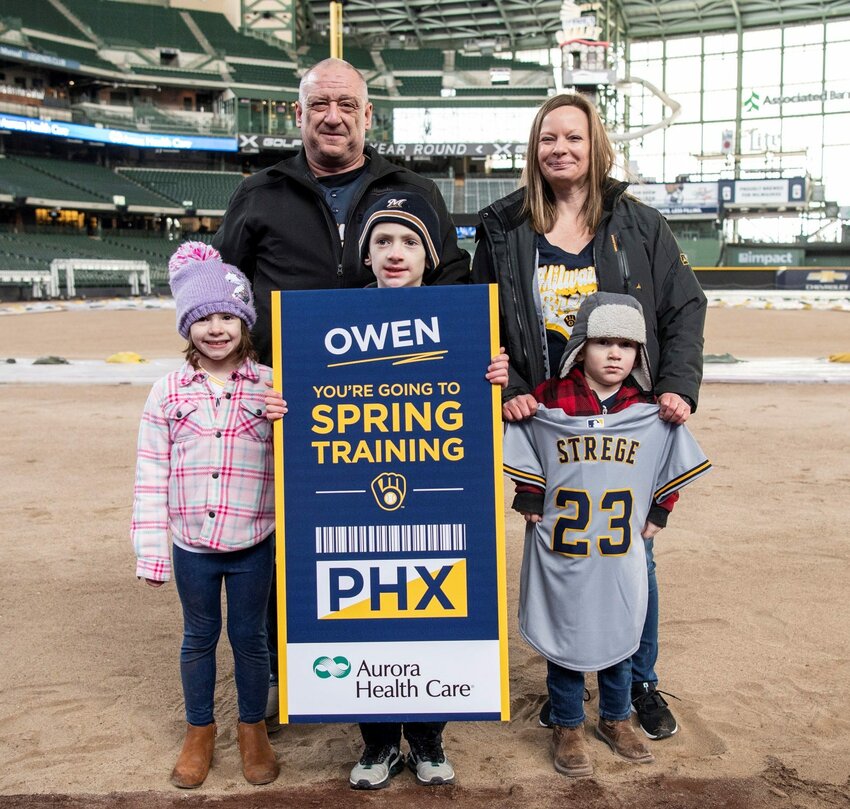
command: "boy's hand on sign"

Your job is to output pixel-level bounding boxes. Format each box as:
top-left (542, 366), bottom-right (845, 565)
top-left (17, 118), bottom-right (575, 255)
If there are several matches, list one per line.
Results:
top-left (263, 380), bottom-right (288, 421)
top-left (521, 512), bottom-right (543, 524)
top-left (145, 578), bottom-right (164, 588)
top-left (486, 347), bottom-right (510, 389)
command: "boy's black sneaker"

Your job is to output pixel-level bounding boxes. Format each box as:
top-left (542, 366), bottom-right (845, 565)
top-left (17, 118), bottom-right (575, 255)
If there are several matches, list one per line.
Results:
top-left (631, 682), bottom-right (679, 739)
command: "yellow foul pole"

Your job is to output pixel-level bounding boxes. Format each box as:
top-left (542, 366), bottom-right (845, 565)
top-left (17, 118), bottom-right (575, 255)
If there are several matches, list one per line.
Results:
top-left (329, 1), bottom-right (344, 59)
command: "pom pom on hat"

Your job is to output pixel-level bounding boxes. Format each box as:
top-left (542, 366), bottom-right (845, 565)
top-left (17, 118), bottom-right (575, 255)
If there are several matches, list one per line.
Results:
top-left (168, 241), bottom-right (222, 276)
top-left (168, 240), bottom-right (256, 339)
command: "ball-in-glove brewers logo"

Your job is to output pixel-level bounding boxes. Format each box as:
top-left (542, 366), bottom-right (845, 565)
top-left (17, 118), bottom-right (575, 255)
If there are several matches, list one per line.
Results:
top-left (371, 472), bottom-right (406, 511)
top-left (313, 655), bottom-right (351, 679)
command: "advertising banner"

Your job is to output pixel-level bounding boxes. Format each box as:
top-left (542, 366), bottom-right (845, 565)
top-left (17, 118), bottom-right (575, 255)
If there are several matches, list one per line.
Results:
top-left (726, 246), bottom-right (804, 267)
top-left (719, 178), bottom-right (807, 208)
top-left (629, 182), bottom-right (719, 217)
top-left (776, 268), bottom-right (850, 290)
top-left (271, 285), bottom-right (509, 723)
top-left (0, 112), bottom-right (237, 152)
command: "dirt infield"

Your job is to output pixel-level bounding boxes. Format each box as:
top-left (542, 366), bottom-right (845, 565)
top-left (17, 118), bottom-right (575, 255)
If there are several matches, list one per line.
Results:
top-left (1, 305), bottom-right (849, 808)
top-left (1, 762), bottom-right (848, 809)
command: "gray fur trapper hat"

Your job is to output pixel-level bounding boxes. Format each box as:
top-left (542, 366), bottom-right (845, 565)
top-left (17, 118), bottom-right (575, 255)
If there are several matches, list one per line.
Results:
top-left (558, 292), bottom-right (652, 391)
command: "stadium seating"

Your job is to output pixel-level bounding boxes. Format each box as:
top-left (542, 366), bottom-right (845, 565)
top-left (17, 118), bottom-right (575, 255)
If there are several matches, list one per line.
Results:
top-left (0, 157), bottom-right (104, 204)
top-left (26, 36), bottom-right (118, 73)
top-left (382, 49), bottom-right (444, 71)
top-left (10, 157), bottom-right (178, 209)
top-left (396, 76), bottom-right (443, 97)
top-left (454, 54), bottom-right (549, 72)
top-left (119, 169), bottom-right (243, 212)
top-left (129, 65), bottom-right (224, 83)
top-left (303, 44), bottom-right (373, 71)
top-left (454, 87), bottom-right (550, 98)
top-left (188, 11), bottom-right (294, 61)
top-left (0, 230), bottom-right (178, 288)
top-left (228, 63), bottom-right (300, 90)
top-left (64, 0), bottom-right (200, 51)
top-left (463, 178), bottom-right (519, 212)
top-left (0, 0), bottom-right (84, 40)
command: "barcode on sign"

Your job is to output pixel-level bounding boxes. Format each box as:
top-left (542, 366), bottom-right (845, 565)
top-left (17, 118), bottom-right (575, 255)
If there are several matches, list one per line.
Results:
top-left (316, 524), bottom-right (467, 554)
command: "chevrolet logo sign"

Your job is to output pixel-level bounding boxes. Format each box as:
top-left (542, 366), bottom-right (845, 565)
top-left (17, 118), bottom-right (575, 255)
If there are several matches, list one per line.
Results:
top-left (806, 270), bottom-right (848, 283)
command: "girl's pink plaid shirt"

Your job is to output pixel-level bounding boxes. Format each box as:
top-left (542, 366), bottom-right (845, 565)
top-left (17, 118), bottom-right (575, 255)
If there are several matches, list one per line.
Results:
top-left (131, 359), bottom-right (275, 582)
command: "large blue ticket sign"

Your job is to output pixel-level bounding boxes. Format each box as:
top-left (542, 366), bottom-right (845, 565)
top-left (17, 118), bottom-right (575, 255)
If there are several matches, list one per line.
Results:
top-left (271, 285), bottom-right (509, 723)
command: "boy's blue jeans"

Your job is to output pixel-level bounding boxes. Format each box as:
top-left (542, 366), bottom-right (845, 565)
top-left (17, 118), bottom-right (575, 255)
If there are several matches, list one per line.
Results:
top-left (630, 538), bottom-right (658, 687)
top-left (547, 658), bottom-right (632, 727)
top-left (173, 537), bottom-right (274, 726)
top-left (359, 721), bottom-right (446, 749)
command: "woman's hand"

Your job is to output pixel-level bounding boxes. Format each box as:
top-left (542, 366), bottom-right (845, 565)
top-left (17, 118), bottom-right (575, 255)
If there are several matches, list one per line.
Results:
top-left (145, 578), bottom-right (164, 588)
top-left (522, 512), bottom-right (543, 524)
top-left (502, 393), bottom-right (538, 422)
top-left (658, 392), bottom-right (691, 424)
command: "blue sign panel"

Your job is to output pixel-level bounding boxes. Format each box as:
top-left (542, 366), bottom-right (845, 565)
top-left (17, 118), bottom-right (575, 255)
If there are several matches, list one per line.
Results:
top-left (272, 285), bottom-right (509, 724)
top-left (776, 268), bottom-right (850, 290)
top-left (0, 45), bottom-right (79, 70)
top-left (0, 112), bottom-right (237, 152)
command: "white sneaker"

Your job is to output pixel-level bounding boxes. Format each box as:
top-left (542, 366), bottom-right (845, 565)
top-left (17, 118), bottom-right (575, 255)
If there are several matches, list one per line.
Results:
top-left (349, 744), bottom-right (404, 789)
top-left (407, 741), bottom-right (455, 786)
top-left (264, 678), bottom-right (280, 733)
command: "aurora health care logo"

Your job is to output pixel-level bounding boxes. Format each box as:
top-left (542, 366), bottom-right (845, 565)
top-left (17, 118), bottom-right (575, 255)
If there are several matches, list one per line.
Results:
top-left (744, 91), bottom-right (760, 112)
top-left (313, 655), bottom-right (352, 679)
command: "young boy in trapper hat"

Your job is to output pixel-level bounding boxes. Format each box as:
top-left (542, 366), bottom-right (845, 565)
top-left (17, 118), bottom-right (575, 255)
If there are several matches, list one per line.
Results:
top-left (265, 191), bottom-right (508, 789)
top-left (502, 292), bottom-right (711, 778)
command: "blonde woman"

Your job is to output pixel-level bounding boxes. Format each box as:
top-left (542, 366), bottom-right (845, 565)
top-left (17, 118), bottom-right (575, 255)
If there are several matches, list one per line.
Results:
top-left (472, 93), bottom-right (706, 748)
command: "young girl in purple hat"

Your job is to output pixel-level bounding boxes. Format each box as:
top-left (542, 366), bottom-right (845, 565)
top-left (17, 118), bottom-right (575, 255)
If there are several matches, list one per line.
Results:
top-left (131, 242), bottom-right (286, 789)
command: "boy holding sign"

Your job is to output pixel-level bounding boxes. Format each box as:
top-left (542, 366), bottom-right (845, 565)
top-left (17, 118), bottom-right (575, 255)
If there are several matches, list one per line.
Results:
top-left (266, 192), bottom-right (507, 789)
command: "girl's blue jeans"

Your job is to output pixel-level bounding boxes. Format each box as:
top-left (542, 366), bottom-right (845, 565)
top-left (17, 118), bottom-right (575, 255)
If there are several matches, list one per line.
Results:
top-left (172, 537), bottom-right (274, 726)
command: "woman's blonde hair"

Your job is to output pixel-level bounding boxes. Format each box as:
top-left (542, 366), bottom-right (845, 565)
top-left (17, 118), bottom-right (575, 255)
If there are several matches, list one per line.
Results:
top-left (521, 93), bottom-right (616, 235)
top-left (184, 319), bottom-right (258, 368)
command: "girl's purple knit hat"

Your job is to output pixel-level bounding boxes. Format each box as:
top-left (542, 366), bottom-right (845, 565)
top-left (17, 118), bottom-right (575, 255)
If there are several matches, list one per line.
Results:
top-left (168, 241), bottom-right (256, 338)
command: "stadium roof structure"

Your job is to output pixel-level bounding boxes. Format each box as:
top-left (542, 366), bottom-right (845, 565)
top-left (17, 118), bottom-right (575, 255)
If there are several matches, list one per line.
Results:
top-left (303, 0), bottom-right (850, 50)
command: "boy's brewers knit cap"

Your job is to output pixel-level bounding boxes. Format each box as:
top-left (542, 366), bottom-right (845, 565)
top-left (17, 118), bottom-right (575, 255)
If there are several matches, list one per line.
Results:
top-left (168, 241), bottom-right (256, 339)
top-left (558, 291), bottom-right (652, 391)
top-left (358, 191), bottom-right (442, 270)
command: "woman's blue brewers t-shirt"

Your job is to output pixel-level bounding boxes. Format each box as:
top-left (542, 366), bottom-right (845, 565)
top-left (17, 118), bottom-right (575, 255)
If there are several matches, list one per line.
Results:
top-left (536, 235), bottom-right (598, 376)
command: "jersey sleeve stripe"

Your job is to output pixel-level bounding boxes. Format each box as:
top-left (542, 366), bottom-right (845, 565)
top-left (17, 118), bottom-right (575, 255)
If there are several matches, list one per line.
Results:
top-left (654, 460), bottom-right (712, 500)
top-left (503, 464), bottom-right (546, 486)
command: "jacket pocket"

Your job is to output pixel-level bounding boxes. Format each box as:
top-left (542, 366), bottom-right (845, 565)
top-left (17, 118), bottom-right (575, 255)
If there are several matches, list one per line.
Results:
top-left (235, 400), bottom-right (271, 443)
top-left (163, 400), bottom-right (202, 443)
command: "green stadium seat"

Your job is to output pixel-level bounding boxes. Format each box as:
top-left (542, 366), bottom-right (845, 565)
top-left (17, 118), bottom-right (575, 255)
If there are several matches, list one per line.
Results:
top-left (0, 0), bottom-right (84, 39)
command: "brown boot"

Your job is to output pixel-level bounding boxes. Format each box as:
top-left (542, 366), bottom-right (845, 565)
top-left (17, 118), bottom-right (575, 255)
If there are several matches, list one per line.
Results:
top-left (596, 718), bottom-right (655, 764)
top-left (237, 720), bottom-right (280, 785)
top-left (552, 724), bottom-right (593, 777)
top-left (170, 723), bottom-right (216, 788)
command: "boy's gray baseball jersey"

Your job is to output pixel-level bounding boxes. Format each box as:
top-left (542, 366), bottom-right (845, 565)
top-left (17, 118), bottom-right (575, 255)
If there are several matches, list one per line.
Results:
top-left (503, 403), bottom-right (711, 672)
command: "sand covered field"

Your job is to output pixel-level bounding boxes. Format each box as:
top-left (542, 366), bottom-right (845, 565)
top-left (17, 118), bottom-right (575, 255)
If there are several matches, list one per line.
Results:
top-left (0, 304), bottom-right (848, 809)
